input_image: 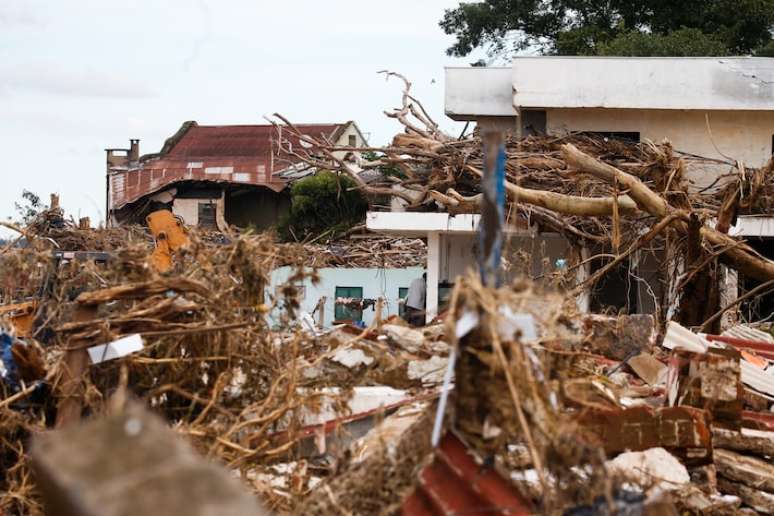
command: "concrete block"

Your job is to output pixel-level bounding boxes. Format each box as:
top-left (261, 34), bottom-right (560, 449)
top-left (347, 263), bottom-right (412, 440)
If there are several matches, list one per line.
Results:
top-left (31, 403), bottom-right (266, 516)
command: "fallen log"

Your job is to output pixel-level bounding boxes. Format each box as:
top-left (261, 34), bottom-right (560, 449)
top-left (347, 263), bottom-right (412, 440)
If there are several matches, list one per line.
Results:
top-left (75, 278), bottom-right (210, 305)
top-left (466, 165), bottom-right (638, 217)
top-left (562, 143), bottom-right (774, 283)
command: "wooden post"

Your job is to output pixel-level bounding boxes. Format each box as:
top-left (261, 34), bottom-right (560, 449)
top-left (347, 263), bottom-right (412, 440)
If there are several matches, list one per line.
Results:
top-left (478, 119), bottom-right (508, 287)
top-left (55, 304), bottom-right (97, 428)
top-left (426, 232), bottom-right (440, 324)
top-left (375, 296), bottom-right (384, 331)
top-left (317, 296), bottom-right (326, 328)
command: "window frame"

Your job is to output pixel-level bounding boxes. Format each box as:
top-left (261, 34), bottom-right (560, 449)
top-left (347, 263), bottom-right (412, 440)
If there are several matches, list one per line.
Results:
top-left (334, 286), bottom-right (364, 322)
top-left (197, 201), bottom-right (217, 229)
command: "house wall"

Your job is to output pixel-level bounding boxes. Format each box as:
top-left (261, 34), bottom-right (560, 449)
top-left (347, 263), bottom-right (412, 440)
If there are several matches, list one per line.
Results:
top-left (269, 266), bottom-right (424, 328)
top-left (331, 124), bottom-right (367, 161)
top-left (546, 108), bottom-right (774, 188)
top-left (439, 233), bottom-right (576, 284)
top-left (172, 196), bottom-right (224, 227)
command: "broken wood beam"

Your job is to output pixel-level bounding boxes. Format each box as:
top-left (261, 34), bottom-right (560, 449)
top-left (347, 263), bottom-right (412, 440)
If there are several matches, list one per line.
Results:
top-left (55, 304), bottom-right (97, 428)
top-left (717, 476), bottom-right (774, 514)
top-left (712, 427), bottom-right (774, 458)
top-left (715, 448), bottom-right (774, 493)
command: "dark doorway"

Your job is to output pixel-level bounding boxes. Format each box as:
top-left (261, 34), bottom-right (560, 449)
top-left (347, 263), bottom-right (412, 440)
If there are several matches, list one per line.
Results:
top-left (589, 257), bottom-right (639, 314)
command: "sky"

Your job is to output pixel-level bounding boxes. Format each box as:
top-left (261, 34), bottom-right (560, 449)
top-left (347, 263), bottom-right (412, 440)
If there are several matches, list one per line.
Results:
top-left (0, 0), bottom-right (485, 231)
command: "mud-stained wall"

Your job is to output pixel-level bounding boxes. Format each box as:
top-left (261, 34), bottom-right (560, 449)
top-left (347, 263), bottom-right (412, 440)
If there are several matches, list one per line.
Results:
top-left (546, 108), bottom-right (774, 188)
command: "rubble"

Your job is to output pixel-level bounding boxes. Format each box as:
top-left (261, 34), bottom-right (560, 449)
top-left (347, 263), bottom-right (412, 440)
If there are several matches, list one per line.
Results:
top-left (606, 447), bottom-right (690, 491)
top-left (3, 79), bottom-right (774, 515)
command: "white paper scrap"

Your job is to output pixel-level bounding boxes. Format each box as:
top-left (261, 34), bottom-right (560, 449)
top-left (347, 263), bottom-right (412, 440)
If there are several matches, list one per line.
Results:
top-left (88, 334), bottom-right (143, 364)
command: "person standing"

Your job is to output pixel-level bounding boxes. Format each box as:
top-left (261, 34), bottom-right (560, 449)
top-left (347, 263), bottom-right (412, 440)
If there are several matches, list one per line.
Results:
top-left (405, 273), bottom-right (426, 327)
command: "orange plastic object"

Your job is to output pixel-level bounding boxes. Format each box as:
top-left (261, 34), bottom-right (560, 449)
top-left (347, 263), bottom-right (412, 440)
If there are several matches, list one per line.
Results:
top-left (146, 210), bottom-right (189, 273)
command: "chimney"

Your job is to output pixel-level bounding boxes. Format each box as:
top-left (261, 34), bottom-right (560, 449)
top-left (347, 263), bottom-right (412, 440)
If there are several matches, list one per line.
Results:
top-left (129, 139), bottom-right (140, 162)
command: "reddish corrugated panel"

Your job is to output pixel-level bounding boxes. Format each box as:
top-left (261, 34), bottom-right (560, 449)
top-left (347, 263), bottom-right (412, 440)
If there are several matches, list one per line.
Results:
top-left (402, 432), bottom-right (532, 515)
top-left (110, 157), bottom-right (287, 209)
top-left (166, 124), bottom-right (343, 158)
top-left (705, 334), bottom-right (774, 361)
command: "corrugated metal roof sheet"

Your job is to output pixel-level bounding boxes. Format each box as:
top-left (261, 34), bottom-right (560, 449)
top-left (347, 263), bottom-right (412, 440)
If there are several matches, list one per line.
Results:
top-left (402, 432), bottom-right (532, 515)
top-left (109, 122), bottom-right (349, 210)
top-left (722, 325), bottom-right (774, 344)
top-left (109, 157), bottom-right (287, 209)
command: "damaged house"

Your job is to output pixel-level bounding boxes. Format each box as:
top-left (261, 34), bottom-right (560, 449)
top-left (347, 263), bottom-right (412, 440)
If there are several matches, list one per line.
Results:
top-left (365, 57), bottom-right (774, 321)
top-left (105, 120), bottom-right (368, 230)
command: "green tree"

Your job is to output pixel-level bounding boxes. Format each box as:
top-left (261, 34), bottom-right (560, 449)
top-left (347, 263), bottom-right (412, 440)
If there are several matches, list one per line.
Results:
top-left (439, 1), bottom-right (774, 57)
top-left (598, 28), bottom-right (729, 56)
top-left (277, 171), bottom-right (367, 242)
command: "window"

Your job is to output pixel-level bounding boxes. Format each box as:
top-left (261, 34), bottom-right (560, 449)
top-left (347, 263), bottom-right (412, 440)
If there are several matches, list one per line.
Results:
top-left (398, 287), bottom-right (409, 318)
top-left (348, 134), bottom-right (357, 147)
top-left (197, 202), bottom-right (216, 229)
top-left (580, 131), bottom-right (640, 143)
top-left (521, 110), bottom-right (546, 136)
top-left (335, 286), bottom-right (363, 322)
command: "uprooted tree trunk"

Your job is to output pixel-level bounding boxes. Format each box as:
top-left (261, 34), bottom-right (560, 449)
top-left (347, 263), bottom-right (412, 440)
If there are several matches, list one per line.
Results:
top-left (561, 144), bottom-right (774, 285)
top-left (676, 214), bottom-right (721, 331)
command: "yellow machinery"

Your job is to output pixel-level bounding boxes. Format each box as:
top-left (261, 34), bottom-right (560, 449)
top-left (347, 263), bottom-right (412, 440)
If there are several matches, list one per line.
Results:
top-left (146, 210), bottom-right (189, 273)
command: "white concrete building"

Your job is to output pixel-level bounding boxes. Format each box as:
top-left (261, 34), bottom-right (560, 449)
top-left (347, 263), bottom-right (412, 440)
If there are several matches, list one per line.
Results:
top-left (366, 212), bottom-right (583, 323)
top-left (270, 265), bottom-right (424, 328)
top-left (364, 58), bottom-right (774, 322)
top-left (446, 57), bottom-right (774, 186)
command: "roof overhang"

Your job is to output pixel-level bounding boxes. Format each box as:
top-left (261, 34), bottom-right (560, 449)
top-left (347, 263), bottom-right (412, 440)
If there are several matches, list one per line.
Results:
top-left (366, 211), bottom-right (534, 237)
top-left (444, 67), bottom-right (516, 121)
top-left (729, 216), bottom-right (774, 238)
top-left (444, 58), bottom-right (774, 120)
top-left (512, 57), bottom-right (774, 111)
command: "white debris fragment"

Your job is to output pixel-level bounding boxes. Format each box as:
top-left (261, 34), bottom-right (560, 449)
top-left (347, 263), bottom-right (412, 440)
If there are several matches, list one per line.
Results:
top-left (382, 324), bottom-right (425, 353)
top-left (497, 308), bottom-right (538, 342)
top-left (662, 321), bottom-right (708, 353)
top-left (607, 447), bottom-right (689, 490)
top-left (330, 346), bottom-right (374, 368)
top-left (408, 355), bottom-right (449, 385)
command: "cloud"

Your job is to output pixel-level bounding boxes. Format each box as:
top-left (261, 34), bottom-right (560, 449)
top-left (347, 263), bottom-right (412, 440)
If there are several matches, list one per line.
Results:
top-left (0, 63), bottom-right (157, 99)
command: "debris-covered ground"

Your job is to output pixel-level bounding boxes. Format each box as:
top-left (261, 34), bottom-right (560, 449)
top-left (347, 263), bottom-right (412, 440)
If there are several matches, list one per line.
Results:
top-left (3, 81), bottom-right (774, 515)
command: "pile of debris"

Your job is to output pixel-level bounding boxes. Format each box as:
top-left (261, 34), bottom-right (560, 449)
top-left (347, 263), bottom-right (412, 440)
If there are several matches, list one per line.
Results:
top-left (276, 73), bottom-right (774, 333)
top-left (0, 207), bottom-right (450, 514)
top-left (290, 236), bottom-right (426, 269)
top-left (303, 276), bottom-right (774, 514)
top-left (2, 204), bottom-right (774, 514)
top-left (3, 76), bottom-right (774, 514)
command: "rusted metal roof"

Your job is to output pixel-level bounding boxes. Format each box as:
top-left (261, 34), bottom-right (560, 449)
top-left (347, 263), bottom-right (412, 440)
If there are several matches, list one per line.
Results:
top-left (165, 123), bottom-right (345, 158)
top-left (109, 122), bottom-right (350, 210)
top-left (402, 432), bottom-right (532, 515)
